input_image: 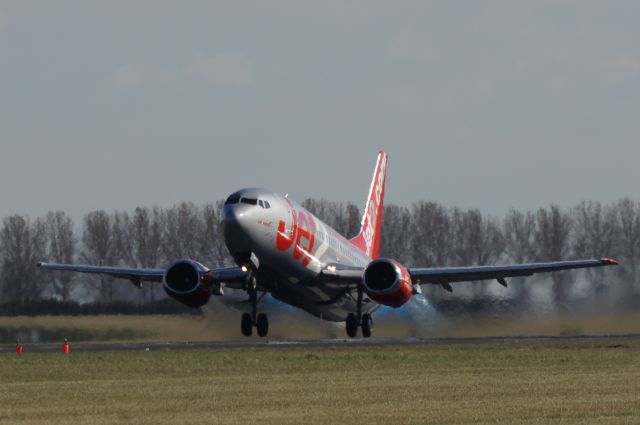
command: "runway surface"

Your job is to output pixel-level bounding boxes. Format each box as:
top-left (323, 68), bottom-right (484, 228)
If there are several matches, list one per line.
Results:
top-left (3, 334), bottom-right (640, 353)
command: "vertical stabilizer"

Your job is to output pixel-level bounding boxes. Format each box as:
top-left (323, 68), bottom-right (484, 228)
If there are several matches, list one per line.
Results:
top-left (350, 151), bottom-right (388, 259)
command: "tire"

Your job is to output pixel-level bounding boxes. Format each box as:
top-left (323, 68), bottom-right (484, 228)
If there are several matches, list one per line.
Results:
top-left (256, 313), bottom-right (269, 337)
top-left (346, 313), bottom-right (359, 338)
top-left (361, 313), bottom-right (373, 338)
top-left (241, 313), bottom-right (253, 337)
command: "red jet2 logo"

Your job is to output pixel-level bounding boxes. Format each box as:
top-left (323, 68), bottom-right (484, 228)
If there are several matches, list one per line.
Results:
top-left (276, 199), bottom-right (316, 267)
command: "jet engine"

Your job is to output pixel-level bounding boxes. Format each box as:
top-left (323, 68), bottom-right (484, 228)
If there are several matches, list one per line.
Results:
top-left (163, 260), bottom-right (212, 308)
top-left (362, 259), bottom-right (413, 308)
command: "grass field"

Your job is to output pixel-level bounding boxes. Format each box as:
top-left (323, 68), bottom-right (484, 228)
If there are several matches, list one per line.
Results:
top-left (1, 340), bottom-right (640, 424)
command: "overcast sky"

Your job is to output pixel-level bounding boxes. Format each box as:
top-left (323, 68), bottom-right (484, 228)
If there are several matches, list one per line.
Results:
top-left (1, 1), bottom-right (639, 221)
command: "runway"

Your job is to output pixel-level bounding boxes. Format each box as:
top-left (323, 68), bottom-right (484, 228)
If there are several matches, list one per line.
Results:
top-left (3, 334), bottom-right (640, 353)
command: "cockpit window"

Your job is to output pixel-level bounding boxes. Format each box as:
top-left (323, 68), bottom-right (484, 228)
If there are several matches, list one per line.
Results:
top-left (224, 195), bottom-right (240, 205)
top-left (228, 195), bottom-right (270, 208)
top-left (240, 197), bottom-right (258, 205)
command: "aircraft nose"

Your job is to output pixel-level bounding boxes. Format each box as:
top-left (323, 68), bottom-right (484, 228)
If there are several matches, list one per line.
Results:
top-left (222, 204), bottom-right (256, 253)
top-left (222, 203), bottom-right (249, 231)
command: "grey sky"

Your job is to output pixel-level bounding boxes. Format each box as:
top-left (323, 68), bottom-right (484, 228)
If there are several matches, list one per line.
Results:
top-left (1, 1), bottom-right (639, 221)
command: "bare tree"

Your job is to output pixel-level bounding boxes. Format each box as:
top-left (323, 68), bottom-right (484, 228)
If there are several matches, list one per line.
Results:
top-left (302, 199), bottom-right (360, 238)
top-left (380, 205), bottom-right (412, 264)
top-left (131, 207), bottom-right (163, 268)
top-left (162, 202), bottom-right (202, 261)
top-left (343, 203), bottom-right (361, 238)
top-left (450, 208), bottom-right (505, 296)
top-left (572, 201), bottom-right (618, 297)
top-left (614, 198), bottom-right (640, 296)
top-left (534, 205), bottom-right (572, 308)
top-left (409, 201), bottom-right (452, 268)
top-left (45, 211), bottom-right (76, 302)
top-left (408, 202), bottom-right (453, 302)
top-left (0, 215), bottom-right (48, 304)
top-left (503, 209), bottom-right (536, 304)
top-left (112, 211), bottom-right (133, 266)
top-left (451, 208), bottom-right (504, 266)
top-left (131, 206), bottom-right (165, 302)
top-left (82, 210), bottom-right (117, 303)
top-left (0, 196), bottom-right (630, 311)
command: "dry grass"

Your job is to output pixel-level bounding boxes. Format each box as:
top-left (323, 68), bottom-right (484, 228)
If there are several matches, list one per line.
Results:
top-left (425, 310), bottom-right (640, 339)
top-left (1, 340), bottom-right (640, 424)
top-left (3, 309), bottom-right (640, 344)
top-left (0, 315), bottom-right (213, 343)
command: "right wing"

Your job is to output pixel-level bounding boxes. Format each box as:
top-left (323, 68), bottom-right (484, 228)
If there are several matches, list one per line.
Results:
top-left (38, 262), bottom-right (165, 282)
top-left (38, 262), bottom-right (249, 290)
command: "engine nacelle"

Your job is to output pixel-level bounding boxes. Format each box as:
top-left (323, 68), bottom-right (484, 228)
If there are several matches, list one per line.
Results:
top-left (163, 260), bottom-right (212, 308)
top-left (362, 259), bottom-right (413, 308)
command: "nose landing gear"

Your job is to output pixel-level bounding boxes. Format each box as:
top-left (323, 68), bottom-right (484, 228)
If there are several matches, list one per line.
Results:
top-left (240, 312), bottom-right (269, 337)
top-left (256, 313), bottom-right (269, 337)
top-left (241, 312), bottom-right (253, 337)
top-left (240, 271), bottom-right (270, 338)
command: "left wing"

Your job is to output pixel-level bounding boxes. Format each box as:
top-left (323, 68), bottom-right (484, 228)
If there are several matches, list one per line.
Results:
top-left (321, 258), bottom-right (618, 289)
top-left (409, 258), bottom-right (618, 290)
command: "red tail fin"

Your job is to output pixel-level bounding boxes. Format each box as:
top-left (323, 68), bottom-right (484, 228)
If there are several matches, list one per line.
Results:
top-left (350, 151), bottom-right (388, 259)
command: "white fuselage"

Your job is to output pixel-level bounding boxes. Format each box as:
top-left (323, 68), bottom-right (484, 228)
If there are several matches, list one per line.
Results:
top-left (222, 188), bottom-right (377, 321)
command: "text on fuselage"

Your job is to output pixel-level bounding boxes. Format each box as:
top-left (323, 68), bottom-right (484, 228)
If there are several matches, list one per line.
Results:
top-left (276, 200), bottom-right (316, 267)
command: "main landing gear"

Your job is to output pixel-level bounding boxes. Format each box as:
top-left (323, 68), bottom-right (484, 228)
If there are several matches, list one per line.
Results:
top-left (240, 273), bottom-right (269, 338)
top-left (346, 313), bottom-right (373, 338)
top-left (345, 286), bottom-right (373, 338)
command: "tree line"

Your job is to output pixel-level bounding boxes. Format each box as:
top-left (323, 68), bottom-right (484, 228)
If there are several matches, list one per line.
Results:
top-left (0, 198), bottom-right (636, 312)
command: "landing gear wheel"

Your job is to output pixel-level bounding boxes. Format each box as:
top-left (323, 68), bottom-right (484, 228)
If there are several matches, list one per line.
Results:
top-left (346, 313), bottom-right (359, 338)
top-left (256, 313), bottom-right (269, 337)
top-left (241, 313), bottom-right (253, 337)
top-left (361, 313), bottom-right (373, 338)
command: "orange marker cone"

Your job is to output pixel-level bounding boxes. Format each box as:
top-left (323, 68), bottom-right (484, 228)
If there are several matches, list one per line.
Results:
top-left (16, 341), bottom-right (23, 355)
top-left (63, 339), bottom-right (70, 354)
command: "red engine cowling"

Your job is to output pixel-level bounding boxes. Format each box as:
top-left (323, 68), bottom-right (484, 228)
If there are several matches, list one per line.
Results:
top-left (163, 260), bottom-right (212, 308)
top-left (362, 259), bottom-right (413, 308)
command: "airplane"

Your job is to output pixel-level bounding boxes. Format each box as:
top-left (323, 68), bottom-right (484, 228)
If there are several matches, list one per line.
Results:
top-left (38, 151), bottom-right (618, 338)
